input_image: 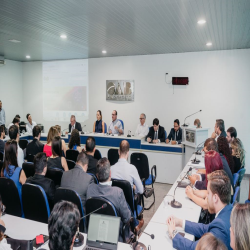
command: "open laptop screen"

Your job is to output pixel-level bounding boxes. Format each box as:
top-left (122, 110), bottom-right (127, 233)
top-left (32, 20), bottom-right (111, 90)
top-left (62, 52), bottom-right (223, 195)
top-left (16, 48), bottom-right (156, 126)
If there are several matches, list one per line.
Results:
top-left (87, 214), bottom-right (120, 248)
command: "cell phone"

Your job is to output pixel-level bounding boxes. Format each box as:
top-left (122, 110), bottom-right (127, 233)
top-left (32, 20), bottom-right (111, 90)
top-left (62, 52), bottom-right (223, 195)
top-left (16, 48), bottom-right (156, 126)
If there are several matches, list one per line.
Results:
top-left (33, 235), bottom-right (49, 248)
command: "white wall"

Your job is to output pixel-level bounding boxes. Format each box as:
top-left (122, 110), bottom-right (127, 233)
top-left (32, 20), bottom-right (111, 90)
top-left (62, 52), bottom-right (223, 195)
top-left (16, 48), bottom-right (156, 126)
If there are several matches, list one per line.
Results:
top-left (0, 60), bottom-right (23, 125)
top-left (22, 49), bottom-right (250, 173)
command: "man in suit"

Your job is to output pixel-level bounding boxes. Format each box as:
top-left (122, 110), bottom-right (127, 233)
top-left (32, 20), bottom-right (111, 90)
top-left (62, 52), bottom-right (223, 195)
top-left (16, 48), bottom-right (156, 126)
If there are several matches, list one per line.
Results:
top-left (66, 115), bottom-right (82, 134)
top-left (146, 118), bottom-right (165, 143)
top-left (85, 136), bottom-right (97, 175)
top-left (87, 157), bottom-right (136, 242)
top-left (211, 119), bottom-right (227, 139)
top-left (61, 151), bottom-right (94, 209)
top-left (167, 170), bottom-right (233, 250)
top-left (26, 152), bottom-right (56, 209)
top-left (0, 126), bottom-right (5, 153)
top-left (26, 125), bottom-right (44, 157)
top-left (166, 119), bottom-right (182, 145)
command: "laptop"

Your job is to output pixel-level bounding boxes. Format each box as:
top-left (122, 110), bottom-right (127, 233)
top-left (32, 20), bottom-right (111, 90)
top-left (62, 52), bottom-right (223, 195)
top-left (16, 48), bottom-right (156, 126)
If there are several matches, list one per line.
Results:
top-left (84, 214), bottom-right (120, 250)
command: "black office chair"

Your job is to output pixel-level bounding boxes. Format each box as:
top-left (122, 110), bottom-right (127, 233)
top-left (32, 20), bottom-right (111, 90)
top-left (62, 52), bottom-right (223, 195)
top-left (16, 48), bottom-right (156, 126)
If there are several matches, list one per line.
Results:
top-left (130, 152), bottom-right (156, 210)
top-left (45, 168), bottom-right (63, 187)
top-left (0, 178), bottom-right (23, 217)
top-left (86, 197), bottom-right (133, 243)
top-left (87, 173), bottom-right (99, 184)
top-left (0, 151), bottom-right (3, 161)
top-left (22, 162), bottom-right (35, 178)
top-left (66, 159), bottom-right (76, 170)
top-left (94, 149), bottom-right (102, 160)
top-left (108, 148), bottom-right (119, 166)
top-left (54, 188), bottom-right (85, 232)
top-left (19, 139), bottom-right (29, 150)
top-left (26, 154), bottom-right (35, 163)
top-left (22, 183), bottom-right (50, 223)
top-left (112, 179), bottom-right (144, 220)
top-left (66, 149), bottom-right (79, 162)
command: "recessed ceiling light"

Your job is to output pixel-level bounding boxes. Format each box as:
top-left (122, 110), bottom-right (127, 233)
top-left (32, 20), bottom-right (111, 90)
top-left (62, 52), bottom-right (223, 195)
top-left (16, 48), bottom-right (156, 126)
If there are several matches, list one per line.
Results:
top-left (206, 42), bottom-right (212, 46)
top-left (60, 34), bottom-right (67, 39)
top-left (26, 55), bottom-right (31, 59)
top-left (197, 20), bottom-right (206, 25)
top-left (102, 50), bottom-right (107, 54)
top-left (8, 39), bottom-right (21, 43)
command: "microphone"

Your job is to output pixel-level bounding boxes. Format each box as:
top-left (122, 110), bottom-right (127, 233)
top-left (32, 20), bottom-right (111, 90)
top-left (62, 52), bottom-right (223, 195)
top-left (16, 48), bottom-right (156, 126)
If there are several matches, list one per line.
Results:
top-left (61, 128), bottom-right (68, 137)
top-left (127, 130), bottom-right (132, 137)
top-left (170, 167), bottom-right (192, 208)
top-left (74, 203), bottom-right (107, 247)
top-left (81, 124), bottom-right (86, 134)
top-left (141, 231), bottom-right (155, 239)
top-left (194, 140), bottom-right (206, 155)
top-left (132, 230), bottom-right (154, 250)
top-left (182, 110), bottom-right (202, 127)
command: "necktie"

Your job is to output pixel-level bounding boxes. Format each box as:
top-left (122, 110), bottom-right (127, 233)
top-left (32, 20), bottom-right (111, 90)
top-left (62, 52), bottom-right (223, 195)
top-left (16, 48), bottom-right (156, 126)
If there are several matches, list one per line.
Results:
top-left (175, 131), bottom-right (176, 141)
top-left (155, 131), bottom-right (158, 140)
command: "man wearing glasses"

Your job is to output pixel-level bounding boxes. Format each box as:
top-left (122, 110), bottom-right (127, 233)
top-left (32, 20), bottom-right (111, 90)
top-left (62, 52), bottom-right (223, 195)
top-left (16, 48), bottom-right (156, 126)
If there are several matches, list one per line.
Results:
top-left (166, 119), bottom-right (183, 145)
top-left (135, 113), bottom-right (149, 137)
top-left (108, 110), bottom-right (124, 135)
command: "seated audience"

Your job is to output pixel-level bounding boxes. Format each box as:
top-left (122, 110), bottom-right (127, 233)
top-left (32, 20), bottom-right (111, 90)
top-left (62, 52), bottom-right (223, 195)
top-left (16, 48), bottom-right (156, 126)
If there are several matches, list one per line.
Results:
top-left (47, 136), bottom-right (68, 171)
top-left (167, 170), bottom-right (233, 250)
top-left (211, 119), bottom-right (226, 139)
top-left (48, 201), bottom-right (80, 250)
top-left (61, 152), bottom-right (94, 209)
top-left (0, 126), bottom-right (5, 153)
top-left (9, 125), bottom-right (24, 168)
top-left (93, 110), bottom-right (105, 133)
top-left (166, 119), bottom-right (182, 144)
top-left (194, 119), bottom-right (202, 128)
top-left (26, 113), bottom-right (37, 134)
top-left (68, 129), bottom-right (82, 153)
top-left (66, 115), bottom-right (82, 134)
top-left (146, 118), bottom-right (165, 143)
top-left (231, 138), bottom-right (245, 173)
top-left (135, 113), bottom-right (149, 137)
top-left (85, 137), bottom-right (98, 175)
top-left (230, 203), bottom-right (250, 250)
top-left (1, 140), bottom-right (26, 216)
top-left (111, 140), bottom-right (143, 195)
top-left (87, 158), bottom-right (138, 241)
top-left (54, 125), bottom-right (67, 156)
top-left (43, 126), bottom-right (58, 157)
top-left (7, 117), bottom-right (20, 130)
top-left (195, 233), bottom-right (227, 250)
top-left (108, 110), bottom-right (124, 135)
top-left (26, 125), bottom-right (44, 157)
top-left (26, 152), bottom-right (56, 209)
top-left (217, 136), bottom-right (235, 174)
top-left (226, 127), bottom-right (237, 144)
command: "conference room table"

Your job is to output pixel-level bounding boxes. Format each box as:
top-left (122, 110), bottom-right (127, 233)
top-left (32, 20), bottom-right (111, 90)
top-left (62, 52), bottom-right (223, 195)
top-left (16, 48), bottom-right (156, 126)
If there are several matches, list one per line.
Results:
top-left (2, 153), bottom-right (204, 250)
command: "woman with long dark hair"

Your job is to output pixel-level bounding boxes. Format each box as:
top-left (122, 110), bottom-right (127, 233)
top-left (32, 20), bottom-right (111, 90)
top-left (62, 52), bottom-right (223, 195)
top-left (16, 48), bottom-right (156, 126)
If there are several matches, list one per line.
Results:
top-left (68, 129), bottom-right (82, 153)
top-left (93, 110), bottom-right (105, 133)
top-left (231, 138), bottom-right (245, 173)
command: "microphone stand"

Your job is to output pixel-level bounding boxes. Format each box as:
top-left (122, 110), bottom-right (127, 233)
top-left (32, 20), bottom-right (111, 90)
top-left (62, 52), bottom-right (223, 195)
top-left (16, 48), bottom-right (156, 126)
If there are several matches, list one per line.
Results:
top-left (81, 124), bottom-right (86, 134)
top-left (132, 231), bottom-right (154, 250)
top-left (127, 130), bottom-right (131, 137)
top-left (61, 128), bottom-right (68, 137)
top-left (194, 140), bottom-right (206, 155)
top-left (182, 110), bottom-right (202, 127)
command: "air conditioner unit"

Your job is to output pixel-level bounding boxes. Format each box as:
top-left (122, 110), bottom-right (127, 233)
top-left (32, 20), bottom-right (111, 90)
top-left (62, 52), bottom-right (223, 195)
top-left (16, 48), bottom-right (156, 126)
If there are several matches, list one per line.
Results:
top-left (0, 56), bottom-right (5, 66)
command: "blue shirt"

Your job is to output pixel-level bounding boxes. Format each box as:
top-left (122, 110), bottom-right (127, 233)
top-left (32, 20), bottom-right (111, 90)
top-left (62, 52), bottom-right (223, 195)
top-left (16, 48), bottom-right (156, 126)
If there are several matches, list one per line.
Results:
top-left (95, 120), bottom-right (103, 133)
top-left (0, 108), bottom-right (5, 125)
top-left (108, 119), bottom-right (123, 135)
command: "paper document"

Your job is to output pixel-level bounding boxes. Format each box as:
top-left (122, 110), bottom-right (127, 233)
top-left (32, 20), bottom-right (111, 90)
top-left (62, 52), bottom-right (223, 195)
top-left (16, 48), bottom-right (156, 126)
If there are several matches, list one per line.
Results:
top-left (98, 219), bottom-right (109, 241)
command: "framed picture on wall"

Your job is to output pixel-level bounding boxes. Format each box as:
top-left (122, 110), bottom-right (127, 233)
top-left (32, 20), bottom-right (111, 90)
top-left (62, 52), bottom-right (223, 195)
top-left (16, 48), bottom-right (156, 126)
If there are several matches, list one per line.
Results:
top-left (106, 80), bottom-right (134, 101)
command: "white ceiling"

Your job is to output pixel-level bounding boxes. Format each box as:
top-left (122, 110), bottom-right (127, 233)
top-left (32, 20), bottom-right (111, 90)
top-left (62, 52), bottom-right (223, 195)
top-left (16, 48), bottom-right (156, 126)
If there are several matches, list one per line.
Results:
top-left (0, 0), bottom-right (250, 61)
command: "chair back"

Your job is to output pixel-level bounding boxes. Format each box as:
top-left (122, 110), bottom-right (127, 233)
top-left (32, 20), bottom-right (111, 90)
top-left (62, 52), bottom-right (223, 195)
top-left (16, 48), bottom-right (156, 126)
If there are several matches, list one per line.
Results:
top-left (45, 168), bottom-right (63, 187)
top-left (22, 183), bottom-right (50, 223)
top-left (237, 168), bottom-right (246, 186)
top-left (87, 173), bottom-right (99, 184)
top-left (22, 162), bottom-right (35, 178)
top-left (66, 149), bottom-right (79, 162)
top-left (104, 123), bottom-right (107, 133)
top-left (118, 119), bottom-right (124, 129)
top-left (232, 186), bottom-right (240, 205)
top-left (108, 148), bottom-right (119, 166)
top-left (0, 177), bottom-right (22, 217)
top-left (26, 154), bottom-right (34, 163)
top-left (54, 187), bottom-right (85, 232)
top-left (94, 149), bottom-right (102, 160)
top-left (19, 139), bottom-right (29, 150)
top-left (66, 159), bottom-right (76, 170)
top-left (130, 152), bottom-right (150, 180)
top-left (85, 197), bottom-right (117, 228)
top-left (0, 151), bottom-right (3, 161)
top-left (233, 173), bottom-right (239, 189)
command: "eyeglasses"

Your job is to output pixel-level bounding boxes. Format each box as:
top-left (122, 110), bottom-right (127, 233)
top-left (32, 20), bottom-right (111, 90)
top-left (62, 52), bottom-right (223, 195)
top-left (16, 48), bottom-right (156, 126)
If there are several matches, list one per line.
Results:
top-left (139, 118), bottom-right (145, 120)
top-left (112, 114), bottom-right (116, 116)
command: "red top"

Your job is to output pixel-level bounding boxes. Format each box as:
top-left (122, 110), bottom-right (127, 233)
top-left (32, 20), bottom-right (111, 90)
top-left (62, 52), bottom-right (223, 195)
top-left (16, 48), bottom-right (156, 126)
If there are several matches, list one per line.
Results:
top-left (43, 144), bottom-right (52, 157)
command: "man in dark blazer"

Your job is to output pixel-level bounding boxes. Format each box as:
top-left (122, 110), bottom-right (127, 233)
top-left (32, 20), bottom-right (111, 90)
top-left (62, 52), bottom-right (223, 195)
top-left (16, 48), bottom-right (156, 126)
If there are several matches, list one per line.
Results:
top-left (26, 152), bottom-right (56, 210)
top-left (166, 119), bottom-right (182, 145)
top-left (26, 125), bottom-right (44, 157)
top-left (211, 119), bottom-right (227, 139)
top-left (0, 126), bottom-right (5, 153)
top-left (85, 136), bottom-right (97, 175)
top-left (146, 118), bottom-right (165, 143)
top-left (61, 151), bottom-right (94, 209)
top-left (87, 157), bottom-right (137, 242)
top-left (67, 115), bottom-right (82, 134)
top-left (167, 170), bottom-right (233, 250)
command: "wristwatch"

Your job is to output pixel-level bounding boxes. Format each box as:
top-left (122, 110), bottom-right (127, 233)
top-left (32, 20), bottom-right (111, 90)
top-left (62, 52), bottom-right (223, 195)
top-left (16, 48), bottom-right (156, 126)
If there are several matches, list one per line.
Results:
top-left (170, 230), bottom-right (178, 239)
